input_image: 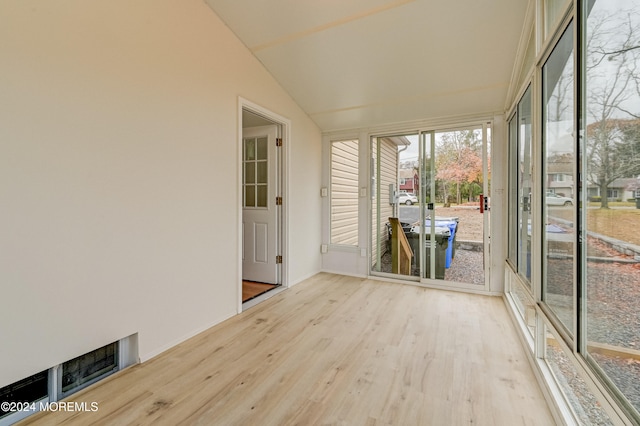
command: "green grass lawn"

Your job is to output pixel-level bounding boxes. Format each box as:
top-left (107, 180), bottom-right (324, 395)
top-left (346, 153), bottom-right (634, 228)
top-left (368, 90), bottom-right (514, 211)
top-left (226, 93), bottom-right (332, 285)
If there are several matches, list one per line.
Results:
top-left (588, 201), bottom-right (636, 208)
top-left (551, 206), bottom-right (640, 246)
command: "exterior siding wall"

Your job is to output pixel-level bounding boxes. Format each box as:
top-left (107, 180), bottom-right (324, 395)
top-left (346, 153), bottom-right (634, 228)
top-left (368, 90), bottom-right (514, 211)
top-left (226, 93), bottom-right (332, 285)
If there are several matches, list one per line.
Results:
top-left (371, 138), bottom-right (398, 267)
top-left (331, 140), bottom-right (359, 245)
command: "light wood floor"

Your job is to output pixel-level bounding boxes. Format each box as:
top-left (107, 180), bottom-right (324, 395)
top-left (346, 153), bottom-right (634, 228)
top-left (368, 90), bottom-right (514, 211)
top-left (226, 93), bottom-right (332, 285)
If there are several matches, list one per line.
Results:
top-left (21, 273), bottom-right (555, 425)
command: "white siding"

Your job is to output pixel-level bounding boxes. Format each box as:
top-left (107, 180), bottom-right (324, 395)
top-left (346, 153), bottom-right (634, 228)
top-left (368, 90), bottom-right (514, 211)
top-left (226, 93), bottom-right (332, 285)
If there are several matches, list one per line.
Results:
top-left (331, 140), bottom-right (359, 245)
top-left (371, 138), bottom-right (398, 266)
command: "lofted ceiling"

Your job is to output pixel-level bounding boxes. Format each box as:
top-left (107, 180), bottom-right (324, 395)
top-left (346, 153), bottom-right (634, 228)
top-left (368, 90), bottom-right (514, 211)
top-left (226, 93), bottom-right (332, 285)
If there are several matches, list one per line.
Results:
top-left (204, 0), bottom-right (530, 132)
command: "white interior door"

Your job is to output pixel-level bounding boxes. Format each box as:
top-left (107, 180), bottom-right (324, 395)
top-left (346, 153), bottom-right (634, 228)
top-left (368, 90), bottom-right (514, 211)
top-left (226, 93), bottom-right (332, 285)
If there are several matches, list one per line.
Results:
top-left (242, 125), bottom-right (279, 284)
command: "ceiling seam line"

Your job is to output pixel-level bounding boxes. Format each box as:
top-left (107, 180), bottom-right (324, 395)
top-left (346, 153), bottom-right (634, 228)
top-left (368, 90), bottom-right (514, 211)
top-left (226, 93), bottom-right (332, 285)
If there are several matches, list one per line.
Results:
top-left (250, 0), bottom-right (417, 52)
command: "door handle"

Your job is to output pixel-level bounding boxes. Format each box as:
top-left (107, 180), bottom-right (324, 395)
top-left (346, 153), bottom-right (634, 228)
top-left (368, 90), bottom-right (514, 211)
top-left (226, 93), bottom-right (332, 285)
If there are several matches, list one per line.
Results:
top-left (480, 195), bottom-right (489, 213)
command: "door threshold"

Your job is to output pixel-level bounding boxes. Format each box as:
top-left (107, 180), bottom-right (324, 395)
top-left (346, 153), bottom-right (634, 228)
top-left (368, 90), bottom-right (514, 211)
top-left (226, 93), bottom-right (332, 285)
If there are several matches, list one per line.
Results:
top-left (242, 285), bottom-right (286, 310)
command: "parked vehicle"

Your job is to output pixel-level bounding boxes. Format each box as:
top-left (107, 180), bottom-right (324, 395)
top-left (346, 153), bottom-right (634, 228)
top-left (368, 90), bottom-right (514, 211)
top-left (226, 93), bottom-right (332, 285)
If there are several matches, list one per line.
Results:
top-left (546, 192), bottom-right (573, 206)
top-left (398, 192), bottom-right (418, 205)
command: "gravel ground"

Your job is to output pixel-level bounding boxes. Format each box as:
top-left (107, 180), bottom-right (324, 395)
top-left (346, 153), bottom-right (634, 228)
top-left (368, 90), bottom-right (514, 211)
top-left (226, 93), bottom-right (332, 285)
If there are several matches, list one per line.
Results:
top-left (385, 204), bottom-right (485, 284)
top-left (378, 246), bottom-right (484, 285)
top-left (591, 353), bottom-right (640, 412)
top-left (544, 226), bottom-right (640, 416)
top-left (546, 243), bottom-right (640, 349)
top-left (444, 248), bottom-right (484, 284)
top-left (547, 342), bottom-right (615, 425)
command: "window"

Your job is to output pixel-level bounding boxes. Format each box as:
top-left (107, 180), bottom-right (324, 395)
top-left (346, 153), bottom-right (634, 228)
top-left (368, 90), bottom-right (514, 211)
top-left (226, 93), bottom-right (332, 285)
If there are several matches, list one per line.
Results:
top-left (243, 136), bottom-right (268, 208)
top-left (542, 22), bottom-right (575, 338)
top-left (0, 370), bottom-right (48, 423)
top-left (60, 342), bottom-right (119, 397)
top-left (584, 0), bottom-right (640, 417)
top-left (508, 115), bottom-right (518, 265)
top-left (506, 2), bottom-right (640, 423)
top-left (399, 178), bottom-right (406, 185)
top-left (330, 140), bottom-right (359, 246)
top-left (0, 336), bottom-right (135, 424)
top-left (508, 85), bottom-right (533, 287)
top-left (544, 326), bottom-right (614, 425)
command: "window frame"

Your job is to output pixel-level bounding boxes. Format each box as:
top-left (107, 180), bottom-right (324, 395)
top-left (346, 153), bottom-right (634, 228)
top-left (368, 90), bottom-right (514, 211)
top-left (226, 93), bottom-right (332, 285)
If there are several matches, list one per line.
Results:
top-left (504, 1), bottom-right (640, 423)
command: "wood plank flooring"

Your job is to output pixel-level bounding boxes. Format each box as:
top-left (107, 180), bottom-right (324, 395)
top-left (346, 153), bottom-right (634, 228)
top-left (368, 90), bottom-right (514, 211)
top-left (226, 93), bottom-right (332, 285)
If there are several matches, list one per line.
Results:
top-left (242, 280), bottom-right (277, 302)
top-left (21, 273), bottom-right (555, 425)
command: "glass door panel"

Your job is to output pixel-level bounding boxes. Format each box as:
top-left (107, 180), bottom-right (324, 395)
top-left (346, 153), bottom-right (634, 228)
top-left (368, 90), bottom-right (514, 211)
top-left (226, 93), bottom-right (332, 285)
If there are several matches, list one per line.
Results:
top-left (370, 133), bottom-right (420, 277)
top-left (423, 126), bottom-right (487, 285)
top-left (371, 125), bottom-right (489, 286)
top-left (420, 131), bottom-right (436, 279)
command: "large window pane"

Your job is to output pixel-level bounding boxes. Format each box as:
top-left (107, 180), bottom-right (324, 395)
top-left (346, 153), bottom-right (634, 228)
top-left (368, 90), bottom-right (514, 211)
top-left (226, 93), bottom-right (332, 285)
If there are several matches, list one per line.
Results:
top-left (518, 87), bottom-right (533, 286)
top-left (370, 134), bottom-right (417, 277)
top-left (508, 87), bottom-right (533, 287)
top-left (584, 0), bottom-right (640, 416)
top-left (544, 327), bottom-right (614, 425)
top-left (542, 22), bottom-right (575, 336)
top-left (508, 116), bottom-right (518, 266)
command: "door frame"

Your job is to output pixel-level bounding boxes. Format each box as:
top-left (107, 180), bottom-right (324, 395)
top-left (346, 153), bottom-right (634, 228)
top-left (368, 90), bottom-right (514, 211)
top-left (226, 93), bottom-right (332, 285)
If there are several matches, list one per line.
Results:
top-left (368, 120), bottom-right (493, 293)
top-left (238, 97), bottom-right (290, 313)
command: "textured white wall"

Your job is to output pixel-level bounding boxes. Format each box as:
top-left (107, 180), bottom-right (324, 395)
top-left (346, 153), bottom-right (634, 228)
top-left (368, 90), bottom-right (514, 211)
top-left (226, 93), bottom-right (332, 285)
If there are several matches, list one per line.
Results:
top-left (0, 0), bottom-right (321, 386)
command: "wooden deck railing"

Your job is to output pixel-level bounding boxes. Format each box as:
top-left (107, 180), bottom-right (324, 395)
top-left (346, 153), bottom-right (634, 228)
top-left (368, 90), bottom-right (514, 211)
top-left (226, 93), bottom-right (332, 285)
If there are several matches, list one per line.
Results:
top-left (389, 217), bottom-right (413, 275)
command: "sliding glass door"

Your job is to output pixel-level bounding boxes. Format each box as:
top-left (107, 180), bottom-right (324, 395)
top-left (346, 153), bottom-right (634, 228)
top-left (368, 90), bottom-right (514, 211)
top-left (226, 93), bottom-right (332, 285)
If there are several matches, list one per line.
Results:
top-left (370, 124), bottom-right (490, 287)
top-left (371, 133), bottom-right (419, 277)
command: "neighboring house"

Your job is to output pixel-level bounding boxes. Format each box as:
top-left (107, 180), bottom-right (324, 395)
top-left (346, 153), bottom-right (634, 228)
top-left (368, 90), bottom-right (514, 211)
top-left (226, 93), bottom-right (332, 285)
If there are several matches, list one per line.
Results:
top-left (587, 177), bottom-right (640, 200)
top-left (399, 168), bottom-right (419, 195)
top-left (546, 155), bottom-right (573, 197)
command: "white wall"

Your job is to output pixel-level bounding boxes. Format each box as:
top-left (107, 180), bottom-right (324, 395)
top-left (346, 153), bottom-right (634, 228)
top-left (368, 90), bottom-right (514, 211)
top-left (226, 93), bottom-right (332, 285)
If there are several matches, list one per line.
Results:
top-left (0, 0), bottom-right (321, 386)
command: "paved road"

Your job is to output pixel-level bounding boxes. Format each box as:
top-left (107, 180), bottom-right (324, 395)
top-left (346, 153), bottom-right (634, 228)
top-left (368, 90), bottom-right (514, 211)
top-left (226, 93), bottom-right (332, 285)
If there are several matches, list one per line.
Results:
top-left (398, 205), bottom-right (450, 224)
top-left (398, 205), bottom-right (421, 224)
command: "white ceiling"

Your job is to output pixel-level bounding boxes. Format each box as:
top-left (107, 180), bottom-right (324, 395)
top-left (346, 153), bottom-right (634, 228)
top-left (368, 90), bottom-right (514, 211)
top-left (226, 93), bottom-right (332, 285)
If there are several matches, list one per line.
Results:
top-left (204, 0), bottom-right (530, 132)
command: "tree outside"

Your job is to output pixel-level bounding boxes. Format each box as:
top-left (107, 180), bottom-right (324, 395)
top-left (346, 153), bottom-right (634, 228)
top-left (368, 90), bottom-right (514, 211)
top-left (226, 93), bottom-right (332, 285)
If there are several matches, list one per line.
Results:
top-left (435, 129), bottom-right (483, 205)
top-left (585, 8), bottom-right (640, 208)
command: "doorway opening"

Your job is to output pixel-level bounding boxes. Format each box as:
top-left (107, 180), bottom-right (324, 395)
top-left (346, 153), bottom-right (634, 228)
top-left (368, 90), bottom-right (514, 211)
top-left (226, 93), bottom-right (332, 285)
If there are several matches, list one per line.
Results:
top-left (370, 123), bottom-right (491, 289)
top-left (240, 103), bottom-right (287, 307)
